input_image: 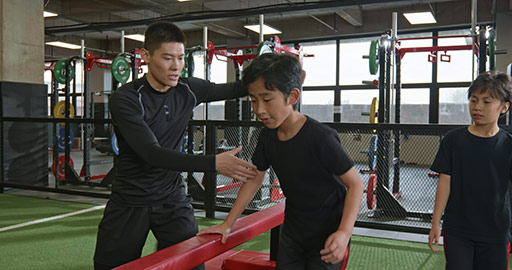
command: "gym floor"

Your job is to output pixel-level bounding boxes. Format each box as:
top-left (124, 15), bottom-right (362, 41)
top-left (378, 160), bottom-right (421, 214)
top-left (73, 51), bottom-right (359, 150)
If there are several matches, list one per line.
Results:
top-left (0, 193), bottom-right (449, 270)
top-left (0, 147), bottom-right (448, 269)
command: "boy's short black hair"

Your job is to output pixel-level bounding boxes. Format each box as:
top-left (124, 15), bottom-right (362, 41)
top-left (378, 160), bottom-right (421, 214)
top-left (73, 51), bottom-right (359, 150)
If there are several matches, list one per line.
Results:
top-left (144, 21), bottom-right (186, 54)
top-left (468, 71), bottom-right (512, 104)
top-left (242, 53), bottom-right (303, 109)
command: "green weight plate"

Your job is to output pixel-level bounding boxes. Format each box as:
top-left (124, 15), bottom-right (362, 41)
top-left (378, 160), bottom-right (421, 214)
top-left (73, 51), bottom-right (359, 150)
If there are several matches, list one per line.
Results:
top-left (187, 51), bottom-right (195, 77)
top-left (489, 31), bottom-right (495, 71)
top-left (111, 56), bottom-right (131, 83)
top-left (369, 40), bottom-right (379, 75)
top-left (54, 59), bottom-right (75, 84)
top-left (181, 51), bottom-right (189, 78)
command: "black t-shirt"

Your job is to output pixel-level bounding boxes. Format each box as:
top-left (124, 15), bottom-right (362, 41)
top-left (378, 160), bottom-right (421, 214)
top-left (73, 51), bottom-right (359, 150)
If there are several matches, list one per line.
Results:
top-left (431, 127), bottom-right (512, 243)
top-left (109, 75), bottom-right (246, 206)
top-left (252, 116), bottom-right (354, 249)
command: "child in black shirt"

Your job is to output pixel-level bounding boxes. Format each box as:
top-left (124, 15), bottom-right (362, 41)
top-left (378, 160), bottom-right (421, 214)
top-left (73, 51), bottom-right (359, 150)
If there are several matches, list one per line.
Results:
top-left (198, 54), bottom-right (363, 270)
top-left (429, 71), bottom-right (512, 269)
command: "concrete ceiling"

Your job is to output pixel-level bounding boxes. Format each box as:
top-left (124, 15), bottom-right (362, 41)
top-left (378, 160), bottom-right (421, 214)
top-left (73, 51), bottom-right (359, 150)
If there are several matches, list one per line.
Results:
top-left (43, 0), bottom-right (503, 58)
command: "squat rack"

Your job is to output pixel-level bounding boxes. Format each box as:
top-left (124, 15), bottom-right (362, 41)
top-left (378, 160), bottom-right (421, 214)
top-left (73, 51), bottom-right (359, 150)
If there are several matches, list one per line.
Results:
top-left (368, 11), bottom-right (495, 219)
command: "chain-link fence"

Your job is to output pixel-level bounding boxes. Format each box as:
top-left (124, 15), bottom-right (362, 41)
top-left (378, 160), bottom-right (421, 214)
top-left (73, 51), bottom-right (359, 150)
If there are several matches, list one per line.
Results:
top-left (186, 120), bottom-right (469, 233)
top-left (329, 123), bottom-right (462, 233)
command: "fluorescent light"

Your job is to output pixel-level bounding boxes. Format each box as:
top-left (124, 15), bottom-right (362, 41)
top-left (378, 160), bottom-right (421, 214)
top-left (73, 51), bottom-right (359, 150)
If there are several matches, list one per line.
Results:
top-left (125, 34), bottom-right (145, 42)
top-left (244, 24), bottom-right (282, 35)
top-left (46, 41), bottom-right (81, 50)
top-left (178, 0), bottom-right (191, 2)
top-left (403, 11), bottom-right (436, 25)
top-left (44, 11), bottom-right (58, 18)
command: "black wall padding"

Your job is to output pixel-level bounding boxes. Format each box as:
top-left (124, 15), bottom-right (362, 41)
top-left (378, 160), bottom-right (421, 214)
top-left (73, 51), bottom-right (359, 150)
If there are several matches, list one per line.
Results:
top-left (1, 81), bottom-right (48, 185)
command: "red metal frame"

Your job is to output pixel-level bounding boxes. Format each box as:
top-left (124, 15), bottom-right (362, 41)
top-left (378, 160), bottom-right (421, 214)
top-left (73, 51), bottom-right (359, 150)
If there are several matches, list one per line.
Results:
top-left (396, 38), bottom-right (479, 62)
top-left (85, 52), bottom-right (116, 71)
top-left (398, 34), bottom-right (474, 41)
top-left (395, 35), bottom-right (479, 62)
top-left (272, 36), bottom-right (314, 64)
top-left (206, 42), bottom-right (258, 67)
top-left (206, 37), bottom-right (314, 68)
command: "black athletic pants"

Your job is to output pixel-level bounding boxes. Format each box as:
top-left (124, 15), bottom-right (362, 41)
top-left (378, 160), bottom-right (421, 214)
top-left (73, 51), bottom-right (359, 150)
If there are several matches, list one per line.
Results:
top-left (443, 233), bottom-right (510, 270)
top-left (93, 200), bottom-right (204, 270)
top-left (276, 231), bottom-right (350, 270)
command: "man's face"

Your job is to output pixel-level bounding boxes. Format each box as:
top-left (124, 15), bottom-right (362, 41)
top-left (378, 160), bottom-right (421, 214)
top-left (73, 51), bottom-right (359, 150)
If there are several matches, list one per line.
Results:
top-left (142, 41), bottom-right (185, 92)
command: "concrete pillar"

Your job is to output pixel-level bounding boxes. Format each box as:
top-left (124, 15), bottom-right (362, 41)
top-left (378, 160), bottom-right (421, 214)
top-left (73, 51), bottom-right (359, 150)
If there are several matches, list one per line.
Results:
top-left (0, 0), bottom-right (44, 84)
top-left (496, 12), bottom-right (512, 73)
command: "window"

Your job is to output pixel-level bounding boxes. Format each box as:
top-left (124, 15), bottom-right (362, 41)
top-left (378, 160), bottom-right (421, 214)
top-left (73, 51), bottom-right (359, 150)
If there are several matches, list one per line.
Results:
top-left (437, 29), bottom-right (474, 83)
top-left (301, 90), bottom-right (333, 122)
top-left (302, 41), bottom-right (337, 86)
top-left (340, 90), bottom-right (378, 123)
top-left (400, 88), bottom-right (429, 123)
top-left (439, 87), bottom-right (471, 124)
top-left (399, 33), bottom-right (433, 83)
top-left (339, 40), bottom-right (376, 85)
top-left (192, 51), bottom-right (227, 120)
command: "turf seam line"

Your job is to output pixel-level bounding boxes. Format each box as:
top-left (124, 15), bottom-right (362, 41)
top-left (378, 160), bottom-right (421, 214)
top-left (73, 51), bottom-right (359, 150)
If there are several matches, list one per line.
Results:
top-left (0, 205), bottom-right (106, 232)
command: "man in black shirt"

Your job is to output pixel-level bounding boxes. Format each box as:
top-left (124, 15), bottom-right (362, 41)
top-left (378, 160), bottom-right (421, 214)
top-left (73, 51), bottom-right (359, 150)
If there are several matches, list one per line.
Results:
top-left (93, 22), bottom-right (256, 269)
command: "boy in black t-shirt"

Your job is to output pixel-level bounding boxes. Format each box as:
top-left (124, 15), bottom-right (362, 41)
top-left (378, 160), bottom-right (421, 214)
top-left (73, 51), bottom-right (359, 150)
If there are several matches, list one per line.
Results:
top-left (198, 54), bottom-right (363, 270)
top-left (429, 71), bottom-right (512, 269)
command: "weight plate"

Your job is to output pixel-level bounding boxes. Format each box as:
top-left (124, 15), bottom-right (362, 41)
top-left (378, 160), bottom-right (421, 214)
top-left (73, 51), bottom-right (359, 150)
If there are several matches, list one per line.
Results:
top-left (367, 174), bottom-right (377, 209)
top-left (369, 40), bottom-right (379, 75)
top-left (111, 133), bottom-right (119, 155)
top-left (111, 56), bottom-right (131, 83)
top-left (57, 127), bottom-right (74, 152)
top-left (54, 59), bottom-right (75, 84)
top-left (489, 31), bottom-right (495, 70)
top-left (369, 97), bottom-right (378, 124)
top-left (53, 100), bottom-right (75, 125)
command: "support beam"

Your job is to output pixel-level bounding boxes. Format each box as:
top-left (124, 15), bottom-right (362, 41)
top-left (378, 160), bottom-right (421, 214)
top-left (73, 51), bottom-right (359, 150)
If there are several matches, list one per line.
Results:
top-left (309, 14), bottom-right (335, 31)
top-left (204, 21), bottom-right (247, 38)
top-left (1, 0), bottom-right (44, 84)
top-left (336, 8), bottom-right (363, 27)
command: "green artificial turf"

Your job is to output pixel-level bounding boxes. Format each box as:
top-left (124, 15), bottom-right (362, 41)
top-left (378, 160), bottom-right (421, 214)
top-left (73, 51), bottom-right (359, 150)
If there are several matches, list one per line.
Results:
top-left (0, 194), bottom-right (452, 269)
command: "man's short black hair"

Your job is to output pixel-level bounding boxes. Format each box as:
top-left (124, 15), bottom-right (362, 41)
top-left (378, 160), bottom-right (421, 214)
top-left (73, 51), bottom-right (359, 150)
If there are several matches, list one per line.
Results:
top-left (242, 53), bottom-right (303, 109)
top-left (144, 21), bottom-right (186, 54)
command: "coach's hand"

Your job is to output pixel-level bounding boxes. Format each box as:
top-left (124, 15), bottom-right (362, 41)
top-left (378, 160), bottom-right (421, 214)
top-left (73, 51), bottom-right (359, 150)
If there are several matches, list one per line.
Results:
top-left (216, 146), bottom-right (257, 182)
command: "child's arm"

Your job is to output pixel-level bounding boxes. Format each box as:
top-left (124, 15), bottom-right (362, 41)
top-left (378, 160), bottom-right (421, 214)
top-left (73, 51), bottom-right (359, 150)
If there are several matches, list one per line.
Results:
top-left (197, 170), bottom-right (266, 243)
top-left (320, 167), bottom-right (363, 264)
top-left (428, 173), bottom-right (450, 252)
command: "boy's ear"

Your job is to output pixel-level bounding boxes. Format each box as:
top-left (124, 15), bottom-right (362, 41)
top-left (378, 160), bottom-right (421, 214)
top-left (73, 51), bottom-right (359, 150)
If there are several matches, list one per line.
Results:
top-left (302, 70), bottom-right (306, 84)
top-left (288, 88), bottom-right (301, 106)
top-left (502, 101), bottom-right (511, 114)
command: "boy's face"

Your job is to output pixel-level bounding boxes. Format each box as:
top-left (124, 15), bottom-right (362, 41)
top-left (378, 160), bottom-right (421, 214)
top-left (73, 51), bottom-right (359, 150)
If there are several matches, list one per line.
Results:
top-left (142, 41), bottom-right (185, 91)
top-left (248, 77), bottom-right (297, 129)
top-left (469, 90), bottom-right (510, 126)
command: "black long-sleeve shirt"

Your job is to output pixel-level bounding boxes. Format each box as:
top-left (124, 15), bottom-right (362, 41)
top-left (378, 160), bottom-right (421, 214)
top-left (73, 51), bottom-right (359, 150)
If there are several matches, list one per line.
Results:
top-left (109, 75), bottom-right (246, 206)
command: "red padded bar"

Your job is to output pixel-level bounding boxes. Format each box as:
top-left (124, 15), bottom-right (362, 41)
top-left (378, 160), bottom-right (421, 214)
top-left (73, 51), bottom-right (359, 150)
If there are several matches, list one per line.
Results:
top-left (222, 250), bottom-right (276, 270)
top-left (204, 250), bottom-right (238, 270)
top-left (115, 202), bottom-right (285, 270)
